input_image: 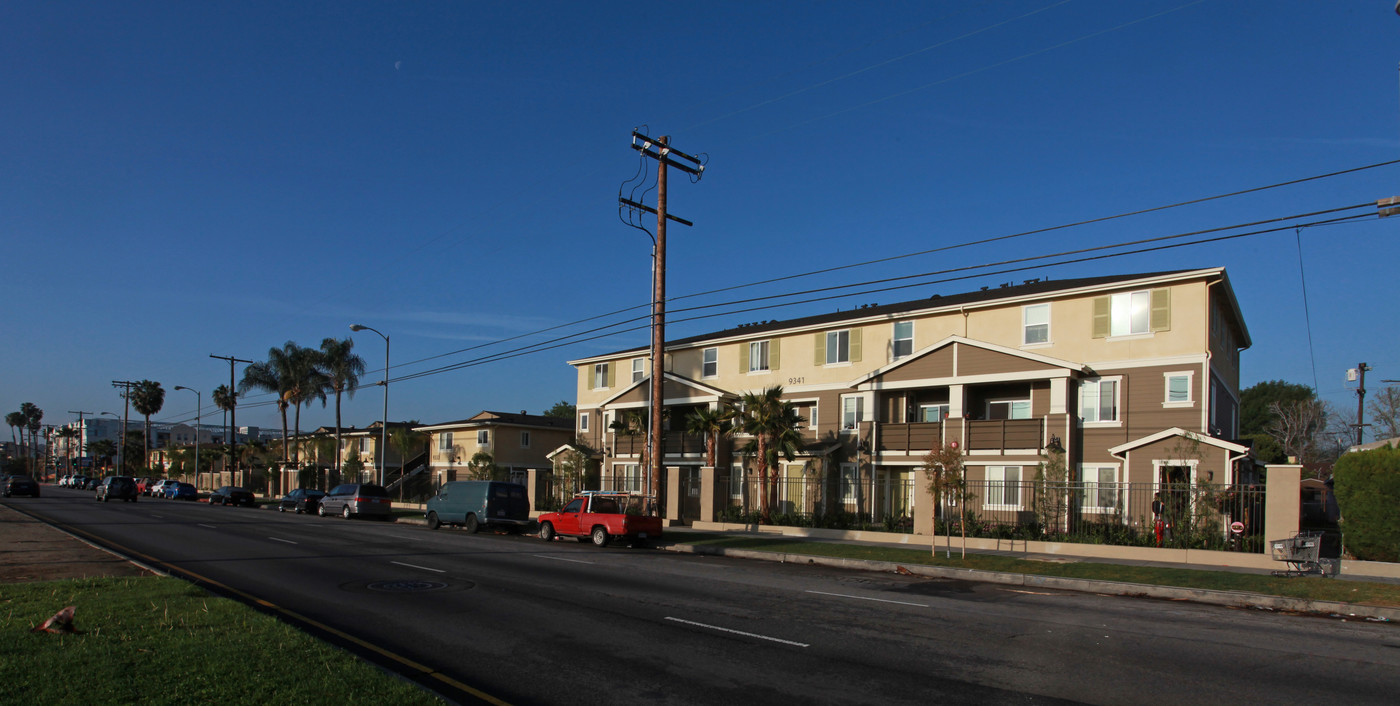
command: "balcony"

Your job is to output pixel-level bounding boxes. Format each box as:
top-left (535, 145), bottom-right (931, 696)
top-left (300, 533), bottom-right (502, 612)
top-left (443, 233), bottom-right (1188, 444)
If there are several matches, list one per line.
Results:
top-left (966, 418), bottom-right (1044, 451)
top-left (611, 432), bottom-right (706, 458)
top-left (878, 422), bottom-right (944, 454)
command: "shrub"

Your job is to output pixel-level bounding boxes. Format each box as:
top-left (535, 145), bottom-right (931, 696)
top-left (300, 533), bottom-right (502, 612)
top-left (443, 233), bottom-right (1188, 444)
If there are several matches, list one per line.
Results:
top-left (1332, 445), bottom-right (1400, 563)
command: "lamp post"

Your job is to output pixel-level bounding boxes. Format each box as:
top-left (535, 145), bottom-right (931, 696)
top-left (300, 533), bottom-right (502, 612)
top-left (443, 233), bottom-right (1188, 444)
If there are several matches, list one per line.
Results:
top-left (350, 324), bottom-right (389, 486)
top-left (174, 387), bottom-right (201, 491)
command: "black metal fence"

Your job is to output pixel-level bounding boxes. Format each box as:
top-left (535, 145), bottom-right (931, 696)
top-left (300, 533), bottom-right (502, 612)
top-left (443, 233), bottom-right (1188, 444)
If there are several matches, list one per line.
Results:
top-left (716, 475), bottom-right (1267, 552)
top-left (718, 473), bottom-right (919, 534)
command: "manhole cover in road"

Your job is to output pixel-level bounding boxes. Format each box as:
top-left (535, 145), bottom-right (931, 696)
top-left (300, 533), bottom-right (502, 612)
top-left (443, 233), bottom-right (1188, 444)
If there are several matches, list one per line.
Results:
top-left (366, 579), bottom-right (450, 593)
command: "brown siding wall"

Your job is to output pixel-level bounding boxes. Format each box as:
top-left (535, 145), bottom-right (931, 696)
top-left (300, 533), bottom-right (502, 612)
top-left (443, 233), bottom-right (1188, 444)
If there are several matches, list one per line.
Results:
top-left (880, 346), bottom-right (954, 382)
top-left (956, 344), bottom-right (1057, 377)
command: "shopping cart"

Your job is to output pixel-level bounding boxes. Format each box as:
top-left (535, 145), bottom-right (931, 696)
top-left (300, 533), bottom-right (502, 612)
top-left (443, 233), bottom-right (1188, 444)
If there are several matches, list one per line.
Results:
top-left (1269, 530), bottom-right (1337, 577)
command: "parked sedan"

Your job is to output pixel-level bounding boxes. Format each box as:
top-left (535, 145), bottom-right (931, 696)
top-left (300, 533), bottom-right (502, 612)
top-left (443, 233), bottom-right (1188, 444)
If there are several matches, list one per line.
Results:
top-left (149, 479), bottom-right (180, 497)
top-left (164, 482), bottom-right (197, 501)
top-left (278, 488), bottom-right (326, 514)
top-left (209, 486), bottom-right (256, 507)
top-left (3, 475), bottom-right (40, 498)
top-left (95, 476), bottom-right (138, 502)
top-left (318, 483), bottom-right (392, 520)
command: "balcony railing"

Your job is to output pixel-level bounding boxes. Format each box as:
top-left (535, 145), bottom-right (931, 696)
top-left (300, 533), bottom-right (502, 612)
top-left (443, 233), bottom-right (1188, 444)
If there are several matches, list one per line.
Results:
top-left (878, 422), bottom-right (944, 454)
top-left (966, 419), bottom-right (1043, 450)
top-left (611, 432), bottom-right (706, 458)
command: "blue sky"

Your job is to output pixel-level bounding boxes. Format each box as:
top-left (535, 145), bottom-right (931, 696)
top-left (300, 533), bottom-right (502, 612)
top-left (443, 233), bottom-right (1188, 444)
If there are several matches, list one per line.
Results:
top-left (3, 1), bottom-right (1398, 438)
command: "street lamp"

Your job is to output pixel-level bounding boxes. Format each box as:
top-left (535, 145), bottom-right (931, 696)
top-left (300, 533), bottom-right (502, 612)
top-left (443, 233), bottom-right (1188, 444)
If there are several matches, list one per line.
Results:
top-left (174, 387), bottom-right (201, 491)
top-left (350, 324), bottom-right (389, 486)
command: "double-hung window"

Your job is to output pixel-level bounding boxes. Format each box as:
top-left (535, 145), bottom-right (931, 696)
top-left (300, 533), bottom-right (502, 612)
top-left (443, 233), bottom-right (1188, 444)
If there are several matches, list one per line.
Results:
top-left (578, 414), bottom-right (589, 434)
top-left (892, 321), bottom-right (913, 359)
top-left (1080, 378), bottom-right (1119, 423)
top-left (1164, 372), bottom-right (1193, 407)
top-left (986, 466), bottom-right (1022, 509)
top-left (476, 430), bottom-right (490, 446)
top-left (748, 341), bottom-right (770, 372)
top-left (520, 431), bottom-right (531, 448)
top-left (841, 396), bottom-right (864, 432)
top-left (826, 330), bottom-right (850, 365)
top-left (702, 347), bottom-right (718, 378)
top-left (632, 358), bottom-right (645, 383)
top-left (1023, 304), bottom-right (1049, 345)
top-left (1110, 291), bottom-right (1150, 336)
top-left (1081, 466), bottom-right (1119, 511)
top-left (593, 363), bottom-right (610, 389)
top-left (621, 464), bottom-right (642, 493)
top-left (437, 432), bottom-right (453, 452)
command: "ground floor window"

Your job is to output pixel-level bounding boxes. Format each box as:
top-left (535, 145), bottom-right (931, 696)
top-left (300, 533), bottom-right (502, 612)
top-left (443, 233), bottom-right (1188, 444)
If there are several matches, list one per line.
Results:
top-left (1080, 465), bottom-right (1119, 512)
top-left (986, 465), bottom-right (1022, 509)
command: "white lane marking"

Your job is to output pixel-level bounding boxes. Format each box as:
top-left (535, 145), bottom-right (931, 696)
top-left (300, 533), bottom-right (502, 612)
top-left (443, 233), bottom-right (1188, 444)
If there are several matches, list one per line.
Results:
top-left (149, 514), bottom-right (164, 519)
top-left (533, 554), bottom-right (595, 565)
top-left (267, 537), bottom-right (297, 545)
top-left (197, 524), bottom-right (217, 529)
top-left (804, 590), bottom-right (929, 608)
top-left (1000, 588), bottom-right (1054, 596)
top-left (665, 617), bottom-right (810, 647)
top-left (391, 560), bottom-right (445, 574)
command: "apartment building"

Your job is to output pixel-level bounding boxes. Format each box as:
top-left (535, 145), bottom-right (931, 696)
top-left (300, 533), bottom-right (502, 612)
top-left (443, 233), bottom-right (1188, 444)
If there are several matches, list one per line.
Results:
top-left (569, 268), bottom-right (1252, 531)
top-left (415, 411), bottom-right (575, 488)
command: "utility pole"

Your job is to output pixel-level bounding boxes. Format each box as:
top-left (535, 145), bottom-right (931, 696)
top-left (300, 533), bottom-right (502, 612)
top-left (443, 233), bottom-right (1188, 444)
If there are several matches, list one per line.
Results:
top-left (68, 410), bottom-right (93, 473)
top-left (211, 354), bottom-right (252, 487)
top-left (112, 380), bottom-right (136, 476)
top-left (620, 131), bottom-right (705, 514)
top-left (1350, 363), bottom-right (1373, 446)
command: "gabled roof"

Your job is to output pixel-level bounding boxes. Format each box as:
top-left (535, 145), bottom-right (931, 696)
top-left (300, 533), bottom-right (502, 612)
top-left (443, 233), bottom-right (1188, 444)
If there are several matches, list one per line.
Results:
top-left (596, 372), bottom-right (732, 408)
top-left (1107, 427), bottom-right (1250, 458)
top-left (415, 411), bottom-right (573, 433)
top-left (572, 268), bottom-right (1237, 364)
top-left (853, 335), bottom-right (1088, 387)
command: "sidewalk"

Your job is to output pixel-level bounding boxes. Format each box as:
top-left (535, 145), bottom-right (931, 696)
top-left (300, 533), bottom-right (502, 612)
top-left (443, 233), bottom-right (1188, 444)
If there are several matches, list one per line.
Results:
top-left (652, 527), bottom-right (1400, 622)
top-left (0, 504), bottom-right (156, 584)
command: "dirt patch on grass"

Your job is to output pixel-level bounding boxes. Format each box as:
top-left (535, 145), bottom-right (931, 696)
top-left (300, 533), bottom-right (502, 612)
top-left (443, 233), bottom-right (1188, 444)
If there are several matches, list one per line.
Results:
top-left (0, 504), bottom-right (156, 583)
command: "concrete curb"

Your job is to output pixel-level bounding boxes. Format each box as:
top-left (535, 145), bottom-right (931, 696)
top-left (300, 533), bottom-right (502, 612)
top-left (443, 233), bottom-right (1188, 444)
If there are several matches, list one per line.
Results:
top-left (658, 542), bottom-right (1400, 623)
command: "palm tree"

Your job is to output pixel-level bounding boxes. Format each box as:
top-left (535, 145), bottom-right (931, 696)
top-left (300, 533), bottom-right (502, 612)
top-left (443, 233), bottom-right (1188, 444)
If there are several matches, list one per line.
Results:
top-left (240, 344), bottom-right (297, 478)
top-left (318, 337), bottom-right (365, 480)
top-left (686, 406), bottom-right (734, 469)
top-left (56, 426), bottom-right (80, 473)
top-left (212, 384), bottom-right (235, 437)
top-left (287, 345), bottom-right (329, 471)
top-left (388, 423), bottom-right (429, 499)
top-left (87, 439), bottom-right (118, 472)
top-left (6, 411), bottom-right (24, 453)
top-left (128, 380), bottom-right (165, 472)
top-left (21, 403), bottom-right (43, 476)
top-left (733, 386), bottom-right (806, 524)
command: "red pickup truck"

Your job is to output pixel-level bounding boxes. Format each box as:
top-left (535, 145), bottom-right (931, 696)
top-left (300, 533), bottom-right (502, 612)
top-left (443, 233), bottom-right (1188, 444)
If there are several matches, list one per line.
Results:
top-left (537, 493), bottom-right (663, 547)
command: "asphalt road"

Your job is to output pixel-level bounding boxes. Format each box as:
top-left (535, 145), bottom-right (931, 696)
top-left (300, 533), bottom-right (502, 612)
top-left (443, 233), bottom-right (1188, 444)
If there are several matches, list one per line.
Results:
top-left (14, 487), bottom-right (1400, 705)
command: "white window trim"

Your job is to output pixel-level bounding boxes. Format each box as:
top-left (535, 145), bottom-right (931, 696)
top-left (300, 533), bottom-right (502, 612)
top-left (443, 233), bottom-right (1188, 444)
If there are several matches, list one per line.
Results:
top-left (1109, 290), bottom-right (1152, 338)
top-left (839, 462), bottom-right (858, 503)
top-left (1078, 377), bottom-right (1122, 428)
top-left (1163, 370), bottom-right (1194, 408)
top-left (892, 321), bottom-right (914, 360)
top-left (985, 397), bottom-right (1032, 421)
top-left (593, 363), bottom-right (610, 389)
top-left (984, 465), bottom-right (1023, 511)
top-left (578, 414), bottom-right (589, 433)
top-left (477, 430), bottom-right (490, 446)
top-left (729, 463), bottom-right (744, 499)
top-left (1022, 303), bottom-right (1051, 347)
top-left (702, 347), bottom-right (718, 379)
top-left (748, 340), bottom-right (771, 374)
top-left (826, 329), bottom-right (851, 366)
top-left (632, 357), bottom-right (646, 383)
top-left (840, 394), bottom-right (865, 434)
top-left (437, 432), bottom-right (454, 451)
top-left (1079, 464), bottom-right (1122, 514)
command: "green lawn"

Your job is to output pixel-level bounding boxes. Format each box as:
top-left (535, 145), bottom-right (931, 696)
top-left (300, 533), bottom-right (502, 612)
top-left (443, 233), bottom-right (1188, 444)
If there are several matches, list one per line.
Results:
top-left (662, 531), bottom-right (1400, 608)
top-left (0, 577), bottom-right (444, 705)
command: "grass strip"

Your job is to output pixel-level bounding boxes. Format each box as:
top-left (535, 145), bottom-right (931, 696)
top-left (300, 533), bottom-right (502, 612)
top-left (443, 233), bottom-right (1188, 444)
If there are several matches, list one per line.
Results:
top-left (0, 576), bottom-right (444, 705)
top-left (663, 531), bottom-right (1400, 608)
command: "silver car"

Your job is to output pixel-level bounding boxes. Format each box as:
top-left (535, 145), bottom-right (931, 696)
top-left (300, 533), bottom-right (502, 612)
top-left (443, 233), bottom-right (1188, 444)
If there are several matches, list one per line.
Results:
top-left (318, 483), bottom-right (392, 520)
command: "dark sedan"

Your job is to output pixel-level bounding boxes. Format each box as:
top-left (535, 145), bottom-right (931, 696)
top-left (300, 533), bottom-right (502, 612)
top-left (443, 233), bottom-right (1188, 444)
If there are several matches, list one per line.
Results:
top-left (96, 476), bottom-right (138, 502)
top-left (3, 475), bottom-right (40, 498)
top-left (209, 486), bottom-right (256, 507)
top-left (278, 488), bottom-right (326, 514)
